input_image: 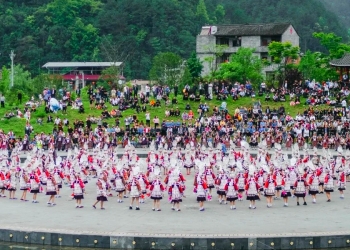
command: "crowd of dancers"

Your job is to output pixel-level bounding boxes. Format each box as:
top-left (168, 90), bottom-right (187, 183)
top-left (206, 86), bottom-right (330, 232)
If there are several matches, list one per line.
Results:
top-left (0, 139), bottom-right (348, 211)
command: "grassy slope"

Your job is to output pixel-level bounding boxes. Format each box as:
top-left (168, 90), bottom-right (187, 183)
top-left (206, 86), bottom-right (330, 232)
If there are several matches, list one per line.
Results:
top-left (0, 89), bottom-right (314, 137)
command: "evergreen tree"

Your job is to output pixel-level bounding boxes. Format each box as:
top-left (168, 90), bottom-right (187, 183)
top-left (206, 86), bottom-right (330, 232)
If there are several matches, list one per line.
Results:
top-left (186, 52), bottom-right (203, 80)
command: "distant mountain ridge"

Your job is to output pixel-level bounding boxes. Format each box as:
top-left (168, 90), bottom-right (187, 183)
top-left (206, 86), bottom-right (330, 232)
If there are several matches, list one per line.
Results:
top-left (318, 0), bottom-right (350, 29)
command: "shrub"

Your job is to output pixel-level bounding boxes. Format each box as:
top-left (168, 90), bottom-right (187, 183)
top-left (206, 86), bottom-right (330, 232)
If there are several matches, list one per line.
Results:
top-left (35, 110), bottom-right (46, 118)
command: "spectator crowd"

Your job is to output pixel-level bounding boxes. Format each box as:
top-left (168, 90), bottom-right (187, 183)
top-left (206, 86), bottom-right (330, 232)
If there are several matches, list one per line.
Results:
top-left (1, 77), bottom-right (350, 153)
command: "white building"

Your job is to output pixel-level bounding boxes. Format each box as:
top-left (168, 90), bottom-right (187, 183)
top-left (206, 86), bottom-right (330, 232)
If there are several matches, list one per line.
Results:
top-left (196, 23), bottom-right (300, 76)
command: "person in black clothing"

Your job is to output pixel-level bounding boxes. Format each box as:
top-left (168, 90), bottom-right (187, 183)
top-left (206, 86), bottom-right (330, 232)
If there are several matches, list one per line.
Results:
top-left (133, 85), bottom-right (138, 98)
top-left (174, 84), bottom-right (178, 97)
top-left (130, 126), bottom-right (137, 135)
top-left (136, 103), bottom-right (141, 113)
top-left (51, 87), bottom-right (56, 98)
top-left (86, 118), bottom-right (92, 129)
top-left (45, 105), bottom-right (51, 113)
top-left (87, 85), bottom-right (93, 96)
top-left (204, 82), bottom-right (208, 96)
top-left (18, 92), bottom-right (22, 104)
top-left (172, 97), bottom-right (178, 105)
top-left (47, 115), bottom-right (53, 123)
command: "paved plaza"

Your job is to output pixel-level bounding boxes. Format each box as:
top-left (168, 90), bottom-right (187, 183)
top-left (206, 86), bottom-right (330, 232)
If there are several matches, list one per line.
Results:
top-left (1, 158), bottom-right (350, 239)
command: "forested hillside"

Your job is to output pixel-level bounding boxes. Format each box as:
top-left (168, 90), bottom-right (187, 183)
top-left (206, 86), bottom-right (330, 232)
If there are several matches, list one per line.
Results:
top-left (0, 0), bottom-right (347, 79)
top-left (318, 0), bottom-right (350, 31)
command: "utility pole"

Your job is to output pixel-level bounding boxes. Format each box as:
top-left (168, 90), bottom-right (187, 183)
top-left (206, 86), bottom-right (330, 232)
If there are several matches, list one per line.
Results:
top-left (9, 50), bottom-right (15, 88)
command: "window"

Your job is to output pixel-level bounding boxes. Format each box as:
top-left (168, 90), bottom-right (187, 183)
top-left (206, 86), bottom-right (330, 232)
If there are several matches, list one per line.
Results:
top-left (221, 53), bottom-right (231, 62)
top-left (261, 36), bottom-right (281, 46)
top-left (217, 53), bottom-right (231, 66)
top-left (261, 53), bottom-right (268, 60)
top-left (261, 36), bottom-right (271, 46)
top-left (216, 37), bottom-right (229, 46)
top-left (231, 37), bottom-right (241, 47)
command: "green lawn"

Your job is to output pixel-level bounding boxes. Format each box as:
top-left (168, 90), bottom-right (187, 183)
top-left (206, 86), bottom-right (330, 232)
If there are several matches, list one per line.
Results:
top-left (0, 89), bottom-right (319, 137)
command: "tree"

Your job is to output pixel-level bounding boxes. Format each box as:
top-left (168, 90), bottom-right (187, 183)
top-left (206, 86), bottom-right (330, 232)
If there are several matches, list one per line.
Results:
top-left (215, 48), bottom-right (263, 86)
top-left (268, 41), bottom-right (300, 65)
top-left (298, 50), bottom-right (338, 81)
top-left (203, 44), bottom-right (228, 77)
top-left (214, 4), bottom-right (226, 24)
top-left (99, 66), bottom-right (121, 89)
top-left (268, 41), bottom-right (300, 84)
top-left (0, 67), bottom-right (10, 95)
top-left (149, 52), bottom-right (184, 87)
top-left (186, 52), bottom-right (203, 80)
top-left (32, 73), bottom-right (64, 97)
top-left (0, 0), bottom-right (348, 80)
top-left (196, 0), bottom-right (210, 25)
top-left (313, 32), bottom-right (350, 58)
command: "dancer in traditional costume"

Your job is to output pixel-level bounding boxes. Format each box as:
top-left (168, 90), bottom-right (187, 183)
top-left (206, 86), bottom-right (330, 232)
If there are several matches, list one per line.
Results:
top-left (318, 166), bottom-right (326, 194)
top-left (6, 167), bottom-right (17, 199)
top-left (40, 164), bottom-right (48, 193)
top-left (195, 174), bottom-right (207, 211)
top-left (294, 172), bottom-right (308, 206)
top-left (53, 167), bottom-right (64, 198)
top-left (150, 170), bottom-right (165, 211)
top-left (128, 167), bottom-right (141, 210)
top-left (183, 150), bottom-right (194, 175)
top-left (245, 172), bottom-right (260, 209)
top-left (225, 176), bottom-right (238, 210)
top-left (324, 168), bottom-right (334, 202)
top-left (216, 169), bottom-right (228, 204)
top-left (0, 167), bottom-right (6, 197)
top-left (337, 167), bottom-right (346, 199)
top-left (92, 173), bottom-right (108, 210)
top-left (235, 170), bottom-right (246, 201)
top-left (19, 170), bottom-right (29, 201)
top-left (71, 173), bottom-right (85, 208)
top-left (287, 166), bottom-right (297, 197)
top-left (136, 170), bottom-right (149, 204)
top-left (114, 167), bottom-right (126, 203)
top-left (273, 168), bottom-right (283, 199)
top-left (308, 170), bottom-right (320, 203)
top-left (264, 173), bottom-right (276, 208)
top-left (168, 170), bottom-right (183, 211)
top-left (29, 169), bottom-right (40, 203)
top-left (46, 170), bottom-right (57, 206)
top-left (204, 164), bottom-right (216, 201)
top-left (281, 172), bottom-right (292, 207)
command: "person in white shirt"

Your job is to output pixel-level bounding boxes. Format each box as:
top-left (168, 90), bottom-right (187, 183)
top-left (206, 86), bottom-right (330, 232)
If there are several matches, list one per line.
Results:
top-left (309, 80), bottom-right (315, 90)
top-left (152, 85), bottom-right (157, 97)
top-left (145, 85), bottom-right (150, 97)
top-left (111, 88), bottom-right (116, 98)
top-left (208, 83), bottom-right (213, 98)
top-left (260, 82), bottom-right (266, 93)
top-left (342, 99), bottom-right (347, 115)
top-left (165, 109), bottom-right (170, 117)
top-left (324, 84), bottom-right (329, 96)
top-left (145, 112), bottom-right (151, 126)
top-left (54, 117), bottom-right (61, 125)
top-left (342, 99), bottom-right (347, 108)
top-left (334, 81), bottom-right (338, 89)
